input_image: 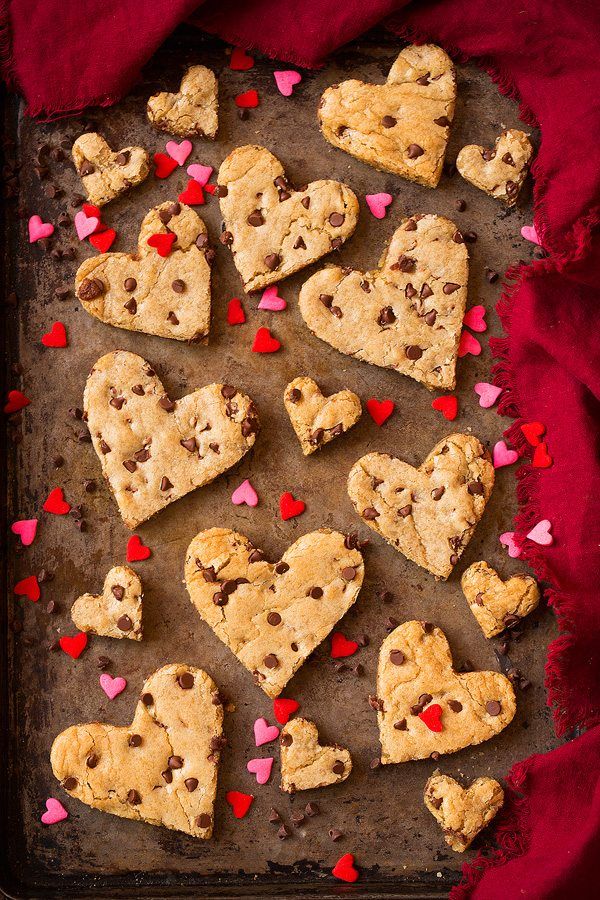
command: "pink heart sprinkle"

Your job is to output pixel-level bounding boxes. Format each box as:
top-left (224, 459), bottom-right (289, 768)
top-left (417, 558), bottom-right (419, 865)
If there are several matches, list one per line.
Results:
top-left (99, 673), bottom-right (127, 700)
top-left (11, 518), bottom-right (38, 546)
top-left (521, 224), bottom-right (540, 245)
top-left (527, 519), bottom-right (553, 546)
top-left (492, 440), bottom-right (519, 468)
top-left (365, 193), bottom-right (393, 219)
top-left (187, 163), bottom-right (213, 186)
top-left (28, 215), bottom-right (54, 243)
top-left (41, 798), bottom-right (68, 825)
top-left (474, 382), bottom-right (502, 408)
top-left (74, 209), bottom-right (100, 241)
top-left (258, 286), bottom-right (287, 311)
top-left (274, 70), bottom-right (302, 97)
top-left (166, 139), bottom-right (193, 166)
top-left (500, 531), bottom-right (522, 558)
top-left (247, 756), bottom-right (274, 784)
top-left (463, 304), bottom-right (487, 333)
top-left (253, 717), bottom-right (279, 747)
top-left (231, 478), bottom-right (259, 507)
top-left (458, 331), bottom-right (482, 357)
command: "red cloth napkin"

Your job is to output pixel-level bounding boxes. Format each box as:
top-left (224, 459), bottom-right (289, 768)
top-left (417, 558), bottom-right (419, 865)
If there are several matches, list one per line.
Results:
top-left (2, 0), bottom-right (600, 896)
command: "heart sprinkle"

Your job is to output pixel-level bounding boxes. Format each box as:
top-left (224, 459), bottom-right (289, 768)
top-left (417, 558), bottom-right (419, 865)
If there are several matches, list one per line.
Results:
top-left (279, 491), bottom-right (305, 520)
top-left (229, 48), bottom-right (254, 71)
top-left (274, 70), bottom-right (302, 97)
top-left (418, 703), bottom-right (443, 732)
top-left (247, 757), bottom-right (274, 784)
top-left (43, 487), bottom-right (71, 515)
top-left (59, 632), bottom-right (88, 659)
top-left (235, 89), bottom-right (259, 108)
top-left (458, 331), bottom-right (482, 357)
top-left (178, 179), bottom-right (205, 206)
top-left (367, 397), bottom-right (395, 426)
top-left (90, 228), bottom-right (116, 252)
top-left (166, 139), bottom-right (193, 166)
top-left (41, 798), bottom-right (68, 825)
top-left (187, 163), bottom-right (214, 186)
top-left (499, 531), bottom-right (522, 559)
top-left (41, 322), bottom-right (68, 348)
top-left (521, 224), bottom-right (540, 245)
top-left (258, 285), bottom-right (287, 311)
top-left (463, 304), bottom-right (487, 333)
top-left (273, 698), bottom-right (300, 725)
top-left (99, 673), bottom-right (127, 700)
top-left (252, 327), bottom-right (281, 353)
top-left (28, 214), bottom-right (54, 243)
top-left (147, 232), bottom-right (176, 257)
top-left (527, 519), bottom-right (553, 546)
top-left (74, 209), bottom-right (100, 241)
top-left (520, 421), bottom-right (546, 446)
top-left (14, 575), bottom-right (41, 602)
top-left (231, 479), bottom-right (258, 507)
top-left (4, 390), bottom-right (31, 414)
top-left (227, 297), bottom-right (246, 325)
top-left (11, 518), bottom-right (38, 546)
top-left (474, 382), bottom-right (502, 408)
top-left (152, 152), bottom-right (178, 179)
top-left (492, 440), bottom-right (519, 469)
top-left (365, 192), bottom-right (393, 219)
top-left (431, 395), bottom-right (458, 421)
top-left (532, 442), bottom-right (553, 468)
top-left (254, 717), bottom-right (280, 746)
top-left (126, 535), bottom-right (152, 562)
top-left (332, 853), bottom-right (359, 883)
top-left (331, 631), bottom-right (359, 659)
top-left (226, 790), bottom-right (254, 818)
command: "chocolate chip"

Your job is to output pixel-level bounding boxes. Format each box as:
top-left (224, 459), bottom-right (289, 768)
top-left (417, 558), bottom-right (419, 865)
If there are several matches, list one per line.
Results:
top-left (159, 395), bottom-right (176, 412)
top-left (128, 733), bottom-right (142, 747)
top-left (127, 789), bottom-right (141, 805)
top-left (434, 116), bottom-right (451, 127)
top-left (329, 212), bottom-right (345, 227)
top-left (467, 481), bottom-right (484, 495)
top-left (160, 476), bottom-right (173, 492)
top-left (288, 387), bottom-right (301, 403)
top-left (482, 149), bottom-right (496, 161)
top-left (269, 808), bottom-right (281, 824)
top-left (430, 795), bottom-right (443, 810)
top-left (63, 777), bottom-right (77, 790)
top-left (405, 345), bottom-right (423, 360)
top-left (502, 152), bottom-right (515, 166)
top-left (485, 267), bottom-right (499, 283)
top-left (86, 754), bottom-right (98, 767)
top-left (453, 229), bottom-right (464, 244)
top-left (332, 760), bottom-right (345, 775)
top-left (97, 655), bottom-right (111, 670)
top-left (99, 440), bottom-right (111, 454)
top-left (196, 813), bottom-right (212, 828)
top-left (431, 487), bottom-right (445, 501)
top-left (168, 755), bottom-right (184, 770)
top-left (330, 305), bottom-right (343, 317)
top-left (486, 700), bottom-right (502, 716)
top-left (115, 151), bottom-right (130, 166)
top-left (407, 143), bottom-right (424, 158)
top-left (124, 297), bottom-right (137, 314)
top-left (141, 692), bottom-right (153, 706)
top-left (310, 428), bottom-right (324, 445)
top-left (117, 615), bottom-right (133, 631)
top-left (78, 277), bottom-right (104, 302)
top-left (264, 253), bottom-right (280, 270)
top-left (293, 236), bottom-right (306, 249)
top-left (368, 695), bottom-right (384, 712)
top-left (79, 161), bottom-right (95, 176)
top-left (424, 309), bottom-right (437, 326)
top-left (378, 306), bottom-right (396, 326)
top-left (264, 653), bottom-right (279, 669)
top-left (362, 506), bottom-right (379, 520)
top-left (399, 505), bottom-right (412, 517)
top-left (381, 114), bottom-right (397, 128)
top-left (161, 769), bottom-right (173, 784)
top-left (280, 733), bottom-right (293, 746)
top-left (123, 459), bottom-right (137, 473)
top-left (184, 777), bottom-right (199, 793)
top-left (448, 700), bottom-right (463, 713)
top-left (267, 612), bottom-right (282, 626)
top-left (506, 180), bottom-right (518, 196)
top-left (393, 718), bottom-right (407, 730)
top-left (443, 282), bottom-right (460, 294)
top-left (275, 562), bottom-right (289, 574)
top-left (111, 585), bottom-right (125, 601)
top-left (171, 279), bottom-right (185, 294)
top-left (389, 649), bottom-right (405, 666)
top-left (278, 824), bottom-right (291, 840)
top-left (305, 802), bottom-right (320, 817)
top-left (215, 184), bottom-right (228, 197)
top-left (291, 811), bottom-right (305, 826)
top-left (309, 586), bottom-right (323, 599)
top-left (370, 757), bottom-right (381, 769)
top-left (329, 828), bottom-right (343, 841)
top-left (341, 566), bottom-right (356, 582)
top-left (177, 672), bottom-right (194, 689)
top-left (247, 210), bottom-right (264, 227)
top-left (249, 550), bottom-right (264, 563)
top-left (301, 196), bottom-right (311, 209)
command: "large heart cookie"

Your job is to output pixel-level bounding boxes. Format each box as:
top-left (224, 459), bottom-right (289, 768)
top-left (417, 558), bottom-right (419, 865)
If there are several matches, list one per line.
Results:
top-left (71, 565), bottom-right (143, 640)
top-left (75, 201), bottom-right (213, 343)
top-left (217, 145), bottom-right (359, 291)
top-left (185, 527), bottom-right (364, 698)
top-left (84, 351), bottom-right (259, 529)
top-left (299, 214), bottom-right (468, 390)
top-left (318, 44), bottom-right (456, 187)
top-left (456, 130), bottom-right (533, 205)
top-left (284, 376), bottom-right (361, 455)
top-left (424, 773), bottom-right (504, 851)
top-left (280, 718), bottom-right (352, 793)
top-left (72, 133), bottom-right (150, 207)
top-left (348, 434), bottom-right (494, 579)
top-left (147, 65), bottom-right (218, 138)
top-left (375, 621), bottom-right (516, 763)
top-left (461, 561), bottom-right (540, 638)
top-left (51, 664), bottom-right (224, 838)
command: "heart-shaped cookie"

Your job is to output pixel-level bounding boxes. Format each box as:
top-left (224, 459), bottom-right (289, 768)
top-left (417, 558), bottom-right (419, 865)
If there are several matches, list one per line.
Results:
top-left (461, 561), bottom-right (540, 638)
top-left (71, 565), bottom-right (143, 640)
top-left (147, 65), bottom-right (218, 138)
top-left (280, 718), bottom-right (352, 793)
top-left (72, 133), bottom-right (150, 207)
top-left (75, 201), bottom-right (213, 343)
top-left (51, 664), bottom-right (224, 837)
top-left (84, 351), bottom-right (259, 529)
top-left (456, 130), bottom-right (533, 205)
top-left (348, 434), bottom-right (494, 579)
top-left (299, 215), bottom-right (468, 391)
top-left (284, 377), bottom-right (362, 455)
top-left (375, 621), bottom-right (516, 763)
top-left (185, 527), bottom-right (364, 698)
top-left (319, 44), bottom-right (456, 187)
top-left (217, 145), bottom-right (359, 291)
top-left (424, 773), bottom-right (504, 851)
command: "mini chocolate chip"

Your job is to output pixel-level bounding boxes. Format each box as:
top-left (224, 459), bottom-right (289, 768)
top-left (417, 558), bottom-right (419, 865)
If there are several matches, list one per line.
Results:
top-left (362, 506), bottom-right (379, 520)
top-left (310, 428), bottom-right (324, 445)
top-left (168, 755), bottom-right (184, 770)
top-left (215, 185), bottom-right (228, 197)
top-left (378, 306), bottom-right (396, 326)
top-left (127, 789), bottom-right (141, 805)
top-left (247, 210), bottom-right (264, 227)
top-left (443, 282), bottom-right (460, 294)
top-left (329, 828), bottom-right (344, 841)
top-left (177, 672), bottom-right (194, 689)
top-left (293, 236), bottom-right (306, 249)
top-left (269, 808), bottom-right (282, 824)
top-left (78, 277), bottom-right (104, 302)
top-left (264, 653), bottom-right (279, 669)
top-left (329, 212), bottom-right (345, 227)
top-left (453, 229), bottom-right (464, 243)
top-left (305, 802), bottom-right (320, 817)
top-left (482, 149), bottom-right (496, 161)
top-left (332, 760), bottom-right (345, 775)
top-left (80, 161), bottom-right (95, 176)
top-left (389, 650), bottom-right (405, 665)
top-left (393, 718), bottom-right (407, 730)
top-left (399, 505), bottom-right (412, 517)
top-left (117, 615), bottom-right (133, 631)
top-left (431, 487), bottom-right (445, 501)
top-left (196, 813), bottom-right (212, 828)
top-left (485, 267), bottom-right (499, 283)
top-left (331, 237), bottom-right (343, 250)
top-left (434, 116), bottom-right (451, 127)
top-left (448, 700), bottom-right (463, 712)
top-left (309, 586), bottom-right (323, 599)
top-left (63, 777), bottom-right (78, 790)
top-left (100, 440), bottom-right (111, 454)
top-left (171, 279), bottom-right (185, 293)
top-left (160, 476), bottom-right (173, 492)
top-left (267, 612), bottom-right (282, 626)
top-left (278, 824), bottom-right (291, 840)
top-left (141, 692), bottom-right (153, 706)
top-left (180, 437), bottom-right (197, 452)
top-left (162, 769), bottom-right (173, 784)
top-left (124, 297), bottom-right (137, 314)
top-left (288, 388), bottom-right (301, 403)
top-left (264, 253), bottom-right (280, 270)
top-left (467, 481), bottom-right (484, 495)
top-left (431, 751), bottom-right (441, 761)
top-left (405, 345), bottom-right (423, 360)
top-left (382, 115), bottom-right (396, 128)
top-left (301, 196), bottom-right (310, 209)
top-left (275, 562), bottom-right (289, 574)
top-left (128, 733), bottom-right (142, 747)
top-left (319, 293), bottom-right (333, 308)
top-left (115, 151), bottom-right (130, 166)
top-left (185, 778), bottom-right (199, 792)
top-left (123, 459), bottom-right (137, 473)
top-left (86, 754), bottom-right (98, 768)
top-left (280, 733), bottom-right (293, 746)
top-left (486, 700), bottom-right (502, 716)
top-left (159, 395), bottom-right (176, 412)
top-left (424, 309), bottom-right (437, 326)
top-left (111, 585), bottom-right (125, 601)
top-left (407, 143), bottom-right (424, 158)
top-left (502, 152), bottom-right (515, 166)
top-left (370, 757), bottom-right (381, 769)
top-left (341, 566), bottom-right (356, 581)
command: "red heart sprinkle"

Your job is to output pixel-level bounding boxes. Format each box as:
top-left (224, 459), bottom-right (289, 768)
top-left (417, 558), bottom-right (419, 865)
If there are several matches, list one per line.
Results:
top-left (273, 698), bottom-right (300, 725)
top-left (521, 421), bottom-right (546, 446)
top-left (226, 790), bottom-right (254, 819)
top-left (82, 203), bottom-right (102, 220)
top-left (41, 321), bottom-right (67, 348)
top-left (205, 184), bottom-right (216, 195)
top-left (127, 535), bottom-right (152, 562)
top-left (332, 853), bottom-right (359, 883)
top-left (178, 179), bottom-right (205, 206)
top-left (4, 390), bottom-right (31, 414)
top-left (147, 232), bottom-right (176, 257)
top-left (43, 487), bottom-right (71, 515)
top-left (227, 298), bottom-right (246, 325)
top-left (153, 152), bottom-right (178, 179)
top-left (90, 228), bottom-right (116, 252)
top-left (59, 632), bottom-right (88, 659)
top-left (366, 398), bottom-right (395, 426)
top-left (14, 575), bottom-right (40, 602)
top-left (279, 491), bottom-right (305, 520)
top-left (418, 703), bottom-right (443, 732)
top-left (235, 89), bottom-right (259, 109)
top-left (431, 395), bottom-right (458, 421)
top-left (229, 47), bottom-right (254, 70)
top-left (252, 327), bottom-right (281, 353)
top-left (532, 441), bottom-right (553, 468)
top-left (330, 631), bottom-right (359, 659)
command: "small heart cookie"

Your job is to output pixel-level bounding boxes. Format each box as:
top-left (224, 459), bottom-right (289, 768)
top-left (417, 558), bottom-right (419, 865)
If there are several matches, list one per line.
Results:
top-left (147, 65), bottom-right (218, 138)
top-left (217, 145), bottom-right (359, 291)
top-left (319, 44), bottom-right (456, 187)
top-left (71, 565), bottom-right (143, 641)
top-left (456, 130), bottom-right (533, 205)
top-left (299, 215), bottom-right (468, 391)
top-left (75, 201), bottom-right (213, 343)
top-left (72, 133), bottom-right (150, 207)
top-left (348, 434), bottom-right (494, 579)
top-left (185, 527), bottom-right (364, 699)
top-left (84, 351), bottom-right (259, 529)
top-left (424, 772), bottom-right (504, 852)
top-left (280, 718), bottom-right (352, 793)
top-left (375, 621), bottom-right (516, 763)
top-left (51, 664), bottom-right (224, 838)
top-left (284, 376), bottom-right (361, 455)
top-left (461, 561), bottom-right (540, 638)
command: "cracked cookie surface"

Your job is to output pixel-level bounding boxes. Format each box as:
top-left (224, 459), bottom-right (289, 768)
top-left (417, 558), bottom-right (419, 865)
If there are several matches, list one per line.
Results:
top-left (375, 621), bottom-right (516, 763)
top-left (71, 565), bottom-right (143, 640)
top-left (280, 717), bottom-right (352, 792)
top-left (284, 376), bottom-right (361, 455)
top-left (147, 65), bottom-right (218, 138)
top-left (217, 145), bottom-right (359, 291)
top-left (84, 351), bottom-right (259, 529)
top-left (319, 44), bottom-right (456, 187)
top-left (347, 434), bottom-right (494, 579)
top-left (456, 130), bottom-right (533, 205)
top-left (461, 561), bottom-right (540, 638)
top-left (50, 664), bottom-right (224, 838)
top-left (185, 527), bottom-right (364, 699)
top-left (299, 214), bottom-right (468, 391)
top-left (72, 133), bottom-right (150, 207)
top-left (75, 201), bottom-right (212, 343)
top-left (424, 772), bottom-right (504, 851)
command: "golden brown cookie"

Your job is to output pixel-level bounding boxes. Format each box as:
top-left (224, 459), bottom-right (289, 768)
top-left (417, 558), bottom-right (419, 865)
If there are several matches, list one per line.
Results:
top-left (284, 376), bottom-right (361, 455)
top-left (147, 65), bottom-right (218, 138)
top-left (461, 561), bottom-right (540, 638)
top-left (456, 130), bottom-right (533, 205)
top-left (280, 718), bottom-right (352, 792)
top-left (71, 565), bottom-right (143, 640)
top-left (424, 772), bottom-right (504, 851)
top-left (72, 133), bottom-right (150, 206)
